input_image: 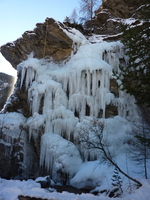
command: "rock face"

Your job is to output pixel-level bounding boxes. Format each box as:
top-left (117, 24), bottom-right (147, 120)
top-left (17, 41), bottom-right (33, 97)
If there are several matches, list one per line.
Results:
top-left (92, 0), bottom-right (144, 35)
top-left (0, 72), bottom-right (15, 110)
top-left (1, 18), bottom-right (73, 68)
top-left (101, 0), bottom-right (142, 18)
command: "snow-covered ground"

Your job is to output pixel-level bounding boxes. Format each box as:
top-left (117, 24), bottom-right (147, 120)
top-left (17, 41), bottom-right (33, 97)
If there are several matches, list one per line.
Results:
top-left (0, 178), bottom-right (150, 200)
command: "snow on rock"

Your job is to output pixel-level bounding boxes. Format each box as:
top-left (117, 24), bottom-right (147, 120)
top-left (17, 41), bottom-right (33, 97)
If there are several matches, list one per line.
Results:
top-left (122, 18), bottom-right (137, 25)
top-left (62, 27), bottom-right (89, 49)
top-left (0, 112), bottom-right (27, 172)
top-left (40, 133), bottom-right (82, 182)
top-left (0, 112), bottom-right (26, 141)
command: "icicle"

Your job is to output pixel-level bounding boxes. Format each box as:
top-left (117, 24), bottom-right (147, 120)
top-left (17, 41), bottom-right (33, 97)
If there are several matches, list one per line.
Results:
top-left (31, 91), bottom-right (43, 114)
top-left (87, 70), bottom-right (92, 96)
top-left (20, 66), bottom-right (26, 88)
top-left (76, 71), bottom-right (81, 93)
top-left (92, 70), bottom-right (97, 96)
top-left (61, 75), bottom-right (69, 94)
top-left (69, 75), bottom-right (74, 97)
top-left (25, 67), bottom-right (35, 90)
top-left (81, 70), bottom-right (86, 94)
top-left (40, 133), bottom-right (82, 181)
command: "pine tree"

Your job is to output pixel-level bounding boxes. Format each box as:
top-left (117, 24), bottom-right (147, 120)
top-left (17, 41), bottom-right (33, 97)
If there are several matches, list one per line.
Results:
top-left (128, 111), bottom-right (150, 179)
top-left (120, 2), bottom-right (150, 106)
top-left (110, 167), bottom-right (123, 197)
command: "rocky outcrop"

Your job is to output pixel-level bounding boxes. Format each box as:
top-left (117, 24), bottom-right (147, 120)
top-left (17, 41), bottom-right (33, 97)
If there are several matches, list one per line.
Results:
top-left (100, 0), bottom-right (142, 18)
top-left (4, 84), bottom-right (31, 118)
top-left (92, 0), bottom-right (145, 35)
top-left (0, 18), bottom-right (73, 117)
top-left (1, 18), bottom-right (73, 68)
top-left (0, 72), bottom-right (15, 110)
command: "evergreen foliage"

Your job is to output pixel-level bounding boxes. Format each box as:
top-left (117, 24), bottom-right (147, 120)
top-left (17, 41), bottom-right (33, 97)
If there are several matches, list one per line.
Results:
top-left (110, 167), bottom-right (123, 197)
top-left (120, 2), bottom-right (150, 106)
top-left (128, 134), bottom-right (150, 179)
top-left (126, 109), bottom-right (150, 179)
top-left (63, 16), bottom-right (84, 34)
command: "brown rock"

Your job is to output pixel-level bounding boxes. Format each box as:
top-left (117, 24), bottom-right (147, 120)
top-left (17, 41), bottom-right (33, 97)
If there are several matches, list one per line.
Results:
top-left (110, 79), bottom-right (119, 98)
top-left (3, 87), bottom-right (31, 118)
top-left (106, 104), bottom-right (118, 118)
top-left (1, 18), bottom-right (73, 69)
top-left (93, 0), bottom-right (144, 35)
top-left (101, 0), bottom-right (142, 18)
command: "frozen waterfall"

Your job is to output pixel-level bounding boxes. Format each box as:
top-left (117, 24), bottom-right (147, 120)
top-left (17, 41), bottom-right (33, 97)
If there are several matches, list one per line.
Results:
top-left (15, 30), bottom-right (137, 180)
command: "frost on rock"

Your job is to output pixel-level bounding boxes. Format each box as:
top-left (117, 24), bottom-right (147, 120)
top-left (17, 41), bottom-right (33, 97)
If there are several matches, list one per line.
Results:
top-left (0, 112), bottom-right (26, 142)
top-left (14, 30), bottom-right (137, 180)
top-left (0, 112), bottom-right (27, 168)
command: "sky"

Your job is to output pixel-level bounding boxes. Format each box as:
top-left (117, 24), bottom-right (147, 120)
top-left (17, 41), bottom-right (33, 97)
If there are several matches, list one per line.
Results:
top-left (0, 0), bottom-right (79, 76)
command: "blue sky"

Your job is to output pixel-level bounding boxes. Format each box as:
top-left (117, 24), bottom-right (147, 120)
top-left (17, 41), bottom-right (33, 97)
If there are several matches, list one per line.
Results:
top-left (0, 0), bottom-right (79, 75)
top-left (0, 0), bottom-right (79, 46)
top-left (0, 0), bottom-right (101, 76)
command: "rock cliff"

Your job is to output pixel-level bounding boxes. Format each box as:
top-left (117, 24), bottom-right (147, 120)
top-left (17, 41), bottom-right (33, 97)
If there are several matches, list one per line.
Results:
top-left (92, 0), bottom-right (145, 36)
top-left (1, 18), bottom-right (73, 68)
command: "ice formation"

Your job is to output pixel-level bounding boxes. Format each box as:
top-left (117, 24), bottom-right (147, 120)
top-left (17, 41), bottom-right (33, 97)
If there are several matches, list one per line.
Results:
top-left (2, 27), bottom-right (138, 181)
top-left (40, 133), bottom-right (82, 182)
top-left (0, 113), bottom-right (26, 159)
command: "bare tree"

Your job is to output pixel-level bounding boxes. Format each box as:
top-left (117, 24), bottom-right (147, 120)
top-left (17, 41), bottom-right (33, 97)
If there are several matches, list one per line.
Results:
top-left (79, 0), bottom-right (100, 34)
top-left (77, 119), bottom-right (142, 188)
top-left (70, 8), bottom-right (78, 24)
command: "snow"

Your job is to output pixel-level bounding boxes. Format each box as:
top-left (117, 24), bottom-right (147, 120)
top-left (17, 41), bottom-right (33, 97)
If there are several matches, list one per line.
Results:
top-left (70, 161), bottom-right (113, 189)
top-left (0, 178), bottom-right (150, 200)
top-left (62, 27), bottom-right (89, 47)
top-left (122, 18), bottom-right (137, 25)
top-left (0, 112), bottom-right (26, 139)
